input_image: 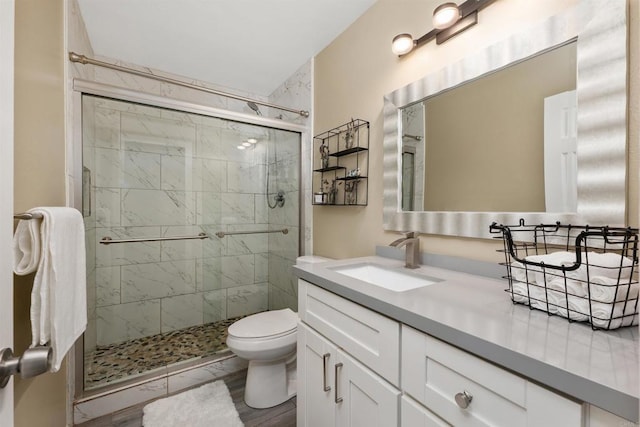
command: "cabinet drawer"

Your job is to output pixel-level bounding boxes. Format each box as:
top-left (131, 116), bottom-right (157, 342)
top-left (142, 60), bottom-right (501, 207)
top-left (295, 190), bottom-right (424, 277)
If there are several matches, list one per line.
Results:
top-left (299, 279), bottom-right (400, 386)
top-left (402, 325), bottom-right (581, 427)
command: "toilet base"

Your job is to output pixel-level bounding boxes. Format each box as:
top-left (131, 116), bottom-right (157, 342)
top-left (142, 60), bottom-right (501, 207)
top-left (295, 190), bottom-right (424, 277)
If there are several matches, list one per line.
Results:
top-left (244, 353), bottom-right (297, 409)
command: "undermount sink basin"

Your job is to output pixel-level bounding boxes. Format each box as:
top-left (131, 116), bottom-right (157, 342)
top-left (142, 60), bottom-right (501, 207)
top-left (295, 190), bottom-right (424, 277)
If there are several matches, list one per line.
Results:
top-left (330, 262), bottom-right (442, 292)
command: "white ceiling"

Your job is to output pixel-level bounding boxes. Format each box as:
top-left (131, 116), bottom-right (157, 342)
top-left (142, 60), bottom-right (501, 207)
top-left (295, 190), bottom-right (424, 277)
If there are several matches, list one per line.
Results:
top-left (77, 0), bottom-right (377, 97)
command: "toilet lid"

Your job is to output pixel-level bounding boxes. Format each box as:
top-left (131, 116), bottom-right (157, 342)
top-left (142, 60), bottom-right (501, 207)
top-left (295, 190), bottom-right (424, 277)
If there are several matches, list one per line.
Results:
top-left (228, 308), bottom-right (297, 339)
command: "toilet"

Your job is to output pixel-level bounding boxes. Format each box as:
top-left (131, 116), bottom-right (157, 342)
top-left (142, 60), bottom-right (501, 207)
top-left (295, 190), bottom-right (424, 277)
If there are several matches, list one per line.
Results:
top-left (226, 255), bottom-right (330, 409)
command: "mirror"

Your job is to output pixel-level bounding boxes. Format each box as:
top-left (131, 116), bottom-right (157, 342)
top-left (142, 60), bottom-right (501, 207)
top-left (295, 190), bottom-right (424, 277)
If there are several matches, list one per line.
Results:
top-left (384, 1), bottom-right (627, 239)
top-left (402, 41), bottom-right (577, 213)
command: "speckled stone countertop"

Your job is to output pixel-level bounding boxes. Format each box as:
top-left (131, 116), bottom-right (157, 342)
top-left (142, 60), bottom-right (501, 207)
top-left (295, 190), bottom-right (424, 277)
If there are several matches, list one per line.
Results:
top-left (293, 256), bottom-right (639, 422)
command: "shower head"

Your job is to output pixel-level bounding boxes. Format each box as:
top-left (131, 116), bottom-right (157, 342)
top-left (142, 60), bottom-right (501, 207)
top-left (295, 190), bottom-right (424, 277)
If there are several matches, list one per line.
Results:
top-left (247, 102), bottom-right (263, 116)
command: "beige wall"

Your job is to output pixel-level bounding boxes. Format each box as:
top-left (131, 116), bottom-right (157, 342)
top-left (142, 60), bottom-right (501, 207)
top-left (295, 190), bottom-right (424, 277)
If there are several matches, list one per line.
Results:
top-left (423, 42), bottom-right (576, 212)
top-left (14, 0), bottom-right (68, 426)
top-left (313, 0), bottom-right (639, 262)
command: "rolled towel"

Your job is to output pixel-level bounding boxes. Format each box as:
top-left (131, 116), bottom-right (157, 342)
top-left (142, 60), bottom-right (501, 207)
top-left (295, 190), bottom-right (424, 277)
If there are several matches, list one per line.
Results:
top-left (524, 252), bottom-right (582, 283)
top-left (556, 295), bottom-right (589, 322)
top-left (510, 261), bottom-right (539, 284)
top-left (546, 277), bottom-right (587, 298)
top-left (584, 252), bottom-right (635, 280)
top-left (529, 288), bottom-right (565, 314)
top-left (509, 280), bottom-right (530, 304)
top-left (528, 285), bottom-right (549, 312)
top-left (588, 276), bottom-right (639, 303)
top-left (590, 301), bottom-right (638, 329)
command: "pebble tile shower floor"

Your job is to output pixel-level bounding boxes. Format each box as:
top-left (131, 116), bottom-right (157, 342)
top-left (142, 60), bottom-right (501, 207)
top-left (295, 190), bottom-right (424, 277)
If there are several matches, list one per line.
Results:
top-left (84, 317), bottom-right (243, 389)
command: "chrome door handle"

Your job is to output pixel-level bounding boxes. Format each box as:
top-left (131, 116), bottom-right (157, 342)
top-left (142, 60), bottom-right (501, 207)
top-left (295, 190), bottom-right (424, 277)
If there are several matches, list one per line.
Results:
top-left (455, 390), bottom-right (473, 409)
top-left (334, 362), bottom-right (343, 404)
top-left (0, 346), bottom-right (52, 388)
top-left (322, 353), bottom-right (331, 392)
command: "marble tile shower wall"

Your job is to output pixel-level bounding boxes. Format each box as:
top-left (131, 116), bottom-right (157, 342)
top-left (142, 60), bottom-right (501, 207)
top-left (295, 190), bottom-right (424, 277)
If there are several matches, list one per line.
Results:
top-left (85, 96), bottom-right (298, 348)
top-left (267, 60), bottom-right (312, 311)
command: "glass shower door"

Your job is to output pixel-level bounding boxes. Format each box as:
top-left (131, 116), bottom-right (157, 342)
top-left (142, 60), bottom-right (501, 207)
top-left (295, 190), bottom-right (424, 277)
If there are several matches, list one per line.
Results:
top-left (81, 94), bottom-right (300, 390)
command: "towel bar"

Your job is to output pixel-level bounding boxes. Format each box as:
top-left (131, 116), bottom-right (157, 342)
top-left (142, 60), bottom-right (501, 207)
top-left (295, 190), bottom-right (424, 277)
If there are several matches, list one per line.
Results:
top-left (215, 228), bottom-right (288, 238)
top-left (99, 233), bottom-right (209, 245)
top-left (14, 212), bottom-right (43, 220)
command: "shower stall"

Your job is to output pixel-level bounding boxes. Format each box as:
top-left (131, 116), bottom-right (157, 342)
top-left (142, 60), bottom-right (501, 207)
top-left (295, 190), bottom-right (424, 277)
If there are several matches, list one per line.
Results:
top-left (80, 94), bottom-right (301, 391)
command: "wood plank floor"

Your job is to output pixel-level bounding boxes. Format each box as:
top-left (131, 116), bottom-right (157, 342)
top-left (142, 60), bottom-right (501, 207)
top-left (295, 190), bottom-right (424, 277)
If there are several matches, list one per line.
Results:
top-left (76, 370), bottom-right (296, 427)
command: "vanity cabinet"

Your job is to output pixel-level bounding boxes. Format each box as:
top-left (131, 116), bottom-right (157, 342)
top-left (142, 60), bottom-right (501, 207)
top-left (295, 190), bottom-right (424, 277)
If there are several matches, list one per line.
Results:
top-left (401, 325), bottom-right (582, 426)
top-left (298, 279), bottom-right (401, 427)
top-left (298, 323), bottom-right (401, 427)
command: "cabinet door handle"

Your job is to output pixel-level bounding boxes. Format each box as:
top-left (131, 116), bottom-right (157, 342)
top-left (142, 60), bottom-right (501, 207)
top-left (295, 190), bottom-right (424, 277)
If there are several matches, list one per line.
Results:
top-left (322, 353), bottom-right (331, 392)
top-left (455, 390), bottom-right (473, 409)
top-left (334, 362), bottom-right (344, 404)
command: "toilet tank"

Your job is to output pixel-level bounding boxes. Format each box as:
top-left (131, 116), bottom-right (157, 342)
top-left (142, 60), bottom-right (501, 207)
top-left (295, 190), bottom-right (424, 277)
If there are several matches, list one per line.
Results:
top-left (296, 255), bottom-right (331, 266)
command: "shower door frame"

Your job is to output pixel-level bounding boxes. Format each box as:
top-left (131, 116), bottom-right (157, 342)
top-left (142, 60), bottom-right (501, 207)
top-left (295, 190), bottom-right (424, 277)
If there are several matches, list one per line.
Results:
top-left (70, 79), bottom-right (310, 400)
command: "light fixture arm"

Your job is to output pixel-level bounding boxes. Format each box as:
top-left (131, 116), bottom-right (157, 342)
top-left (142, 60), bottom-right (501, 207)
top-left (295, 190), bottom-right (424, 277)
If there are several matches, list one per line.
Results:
top-left (394, 0), bottom-right (498, 57)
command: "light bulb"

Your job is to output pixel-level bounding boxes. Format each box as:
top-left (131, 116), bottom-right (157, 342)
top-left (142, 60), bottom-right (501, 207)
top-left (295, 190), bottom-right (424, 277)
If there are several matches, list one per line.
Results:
top-left (237, 145), bottom-right (246, 150)
top-left (392, 33), bottom-right (414, 56)
top-left (247, 138), bottom-right (258, 144)
top-left (433, 2), bottom-right (461, 29)
top-left (242, 142), bottom-right (251, 147)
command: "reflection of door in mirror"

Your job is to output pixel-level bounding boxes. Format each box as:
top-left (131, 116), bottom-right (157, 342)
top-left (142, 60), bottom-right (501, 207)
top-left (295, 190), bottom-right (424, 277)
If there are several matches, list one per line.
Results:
top-left (544, 90), bottom-right (577, 213)
top-left (401, 41), bottom-right (576, 213)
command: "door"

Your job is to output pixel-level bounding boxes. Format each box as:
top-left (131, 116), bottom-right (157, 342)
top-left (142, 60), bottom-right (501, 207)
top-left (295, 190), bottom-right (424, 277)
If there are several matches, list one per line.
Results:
top-left (0, 0), bottom-right (15, 423)
top-left (544, 90), bottom-right (577, 212)
top-left (336, 349), bottom-right (400, 427)
top-left (298, 323), bottom-right (337, 427)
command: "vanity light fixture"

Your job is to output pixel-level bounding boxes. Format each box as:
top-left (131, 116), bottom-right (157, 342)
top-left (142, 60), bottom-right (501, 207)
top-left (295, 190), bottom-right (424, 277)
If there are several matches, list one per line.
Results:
top-left (432, 2), bottom-right (461, 29)
top-left (392, 0), bottom-right (497, 57)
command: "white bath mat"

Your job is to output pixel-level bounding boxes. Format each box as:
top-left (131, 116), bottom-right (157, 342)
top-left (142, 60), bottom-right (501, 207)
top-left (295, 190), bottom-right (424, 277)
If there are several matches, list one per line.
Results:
top-left (143, 380), bottom-right (243, 427)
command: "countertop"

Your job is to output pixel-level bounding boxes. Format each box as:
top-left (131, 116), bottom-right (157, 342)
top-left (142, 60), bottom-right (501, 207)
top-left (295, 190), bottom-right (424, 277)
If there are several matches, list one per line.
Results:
top-left (293, 256), bottom-right (639, 422)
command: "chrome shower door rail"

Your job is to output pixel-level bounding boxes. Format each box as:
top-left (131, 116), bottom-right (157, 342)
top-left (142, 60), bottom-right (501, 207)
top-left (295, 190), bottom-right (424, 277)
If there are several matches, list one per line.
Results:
top-left (215, 228), bottom-right (288, 238)
top-left (99, 233), bottom-right (209, 245)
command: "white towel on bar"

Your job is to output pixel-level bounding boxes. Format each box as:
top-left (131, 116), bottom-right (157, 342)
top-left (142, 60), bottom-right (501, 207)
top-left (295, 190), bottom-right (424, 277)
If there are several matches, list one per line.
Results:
top-left (12, 207), bottom-right (87, 372)
top-left (13, 216), bottom-right (41, 275)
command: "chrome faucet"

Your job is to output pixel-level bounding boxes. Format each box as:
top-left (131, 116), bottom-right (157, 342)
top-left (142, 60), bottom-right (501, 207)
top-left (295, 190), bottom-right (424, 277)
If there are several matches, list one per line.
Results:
top-left (389, 231), bottom-right (421, 269)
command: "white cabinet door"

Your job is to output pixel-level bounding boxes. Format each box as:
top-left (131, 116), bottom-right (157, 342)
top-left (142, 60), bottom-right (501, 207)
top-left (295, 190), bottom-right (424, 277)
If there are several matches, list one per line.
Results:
top-left (298, 323), bottom-right (337, 427)
top-left (336, 349), bottom-right (401, 427)
top-left (401, 395), bottom-right (451, 427)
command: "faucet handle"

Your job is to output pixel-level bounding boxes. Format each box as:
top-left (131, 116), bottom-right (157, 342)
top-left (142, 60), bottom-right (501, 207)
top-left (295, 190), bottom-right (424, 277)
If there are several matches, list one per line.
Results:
top-left (402, 231), bottom-right (418, 239)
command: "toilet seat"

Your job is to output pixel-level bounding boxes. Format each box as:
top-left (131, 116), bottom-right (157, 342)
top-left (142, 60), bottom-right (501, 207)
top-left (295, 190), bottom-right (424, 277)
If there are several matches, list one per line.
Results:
top-left (228, 308), bottom-right (297, 340)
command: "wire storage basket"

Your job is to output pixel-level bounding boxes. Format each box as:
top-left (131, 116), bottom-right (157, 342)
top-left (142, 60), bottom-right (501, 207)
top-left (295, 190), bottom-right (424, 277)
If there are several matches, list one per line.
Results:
top-left (489, 220), bottom-right (639, 330)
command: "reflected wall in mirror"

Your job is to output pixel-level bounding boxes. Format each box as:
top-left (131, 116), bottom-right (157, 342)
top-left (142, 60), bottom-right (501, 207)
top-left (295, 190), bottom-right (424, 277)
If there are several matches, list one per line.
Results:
top-left (384, 1), bottom-right (627, 238)
top-left (401, 42), bottom-right (577, 213)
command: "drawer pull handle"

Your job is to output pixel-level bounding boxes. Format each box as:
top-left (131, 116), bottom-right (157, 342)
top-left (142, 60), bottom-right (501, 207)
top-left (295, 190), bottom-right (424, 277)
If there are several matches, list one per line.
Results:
top-left (334, 362), bottom-right (344, 404)
top-left (455, 391), bottom-right (473, 409)
top-left (322, 353), bottom-right (331, 392)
